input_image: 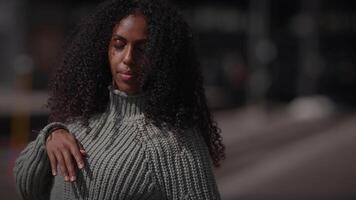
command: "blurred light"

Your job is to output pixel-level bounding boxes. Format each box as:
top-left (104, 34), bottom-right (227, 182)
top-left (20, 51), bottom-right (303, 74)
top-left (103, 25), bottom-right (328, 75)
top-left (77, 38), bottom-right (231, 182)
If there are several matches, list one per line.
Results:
top-left (288, 96), bottom-right (336, 121)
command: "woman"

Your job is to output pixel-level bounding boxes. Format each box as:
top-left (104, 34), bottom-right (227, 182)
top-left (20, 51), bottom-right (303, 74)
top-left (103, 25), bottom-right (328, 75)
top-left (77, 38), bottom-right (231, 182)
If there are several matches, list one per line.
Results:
top-left (14, 0), bottom-right (225, 199)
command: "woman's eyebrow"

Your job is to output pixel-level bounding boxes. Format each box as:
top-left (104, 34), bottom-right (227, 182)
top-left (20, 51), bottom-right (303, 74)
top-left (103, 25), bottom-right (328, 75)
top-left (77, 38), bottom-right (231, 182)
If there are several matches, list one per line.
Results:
top-left (112, 34), bottom-right (147, 43)
top-left (112, 34), bottom-right (127, 42)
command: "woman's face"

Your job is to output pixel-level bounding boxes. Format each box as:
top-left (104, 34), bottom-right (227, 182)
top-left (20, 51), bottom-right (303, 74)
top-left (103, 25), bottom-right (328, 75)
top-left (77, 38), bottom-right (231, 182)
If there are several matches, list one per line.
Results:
top-left (108, 14), bottom-right (148, 95)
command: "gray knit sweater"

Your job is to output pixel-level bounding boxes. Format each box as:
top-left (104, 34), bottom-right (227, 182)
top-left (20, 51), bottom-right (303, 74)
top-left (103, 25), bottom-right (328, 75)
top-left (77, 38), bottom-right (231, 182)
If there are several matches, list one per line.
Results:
top-left (14, 86), bottom-right (221, 200)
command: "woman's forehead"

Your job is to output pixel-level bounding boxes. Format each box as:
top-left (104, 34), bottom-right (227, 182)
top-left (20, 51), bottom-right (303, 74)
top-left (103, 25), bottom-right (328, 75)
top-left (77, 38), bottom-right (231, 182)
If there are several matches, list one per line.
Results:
top-left (113, 14), bottom-right (148, 39)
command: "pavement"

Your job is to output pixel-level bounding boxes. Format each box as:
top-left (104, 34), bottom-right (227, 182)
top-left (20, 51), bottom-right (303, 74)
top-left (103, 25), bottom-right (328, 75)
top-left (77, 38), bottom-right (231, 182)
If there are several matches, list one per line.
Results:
top-left (214, 105), bottom-right (356, 200)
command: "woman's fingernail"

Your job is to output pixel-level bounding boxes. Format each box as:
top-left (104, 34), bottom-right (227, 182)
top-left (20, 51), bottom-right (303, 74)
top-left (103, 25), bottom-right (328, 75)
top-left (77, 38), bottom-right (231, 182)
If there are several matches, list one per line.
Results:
top-left (78, 163), bottom-right (84, 169)
top-left (52, 171), bottom-right (57, 176)
top-left (64, 176), bottom-right (69, 181)
top-left (70, 176), bottom-right (76, 182)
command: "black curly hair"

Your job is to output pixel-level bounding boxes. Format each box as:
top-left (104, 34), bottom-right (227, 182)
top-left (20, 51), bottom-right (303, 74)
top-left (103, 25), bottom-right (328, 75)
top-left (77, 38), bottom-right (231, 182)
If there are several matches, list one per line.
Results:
top-left (47, 0), bottom-right (225, 167)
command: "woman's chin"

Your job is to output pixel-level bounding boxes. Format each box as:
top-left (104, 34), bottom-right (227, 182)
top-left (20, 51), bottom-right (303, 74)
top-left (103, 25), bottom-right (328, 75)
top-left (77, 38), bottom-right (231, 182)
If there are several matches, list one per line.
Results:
top-left (114, 83), bottom-right (139, 94)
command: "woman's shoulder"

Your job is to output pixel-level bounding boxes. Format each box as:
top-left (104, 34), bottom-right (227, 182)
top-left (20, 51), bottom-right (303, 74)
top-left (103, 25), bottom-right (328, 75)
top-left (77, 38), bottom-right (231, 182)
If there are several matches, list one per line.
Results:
top-left (142, 123), bottom-right (215, 177)
top-left (63, 113), bottom-right (104, 134)
top-left (142, 123), bottom-right (208, 156)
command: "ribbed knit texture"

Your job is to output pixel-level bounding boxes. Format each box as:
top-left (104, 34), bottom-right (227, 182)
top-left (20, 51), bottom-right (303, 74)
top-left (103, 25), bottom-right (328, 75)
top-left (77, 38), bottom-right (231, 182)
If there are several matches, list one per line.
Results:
top-left (14, 86), bottom-right (221, 200)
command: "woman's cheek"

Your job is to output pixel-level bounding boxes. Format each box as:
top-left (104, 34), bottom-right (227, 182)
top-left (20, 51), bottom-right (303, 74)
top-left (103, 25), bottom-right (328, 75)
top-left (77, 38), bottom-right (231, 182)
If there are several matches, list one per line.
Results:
top-left (109, 53), bottom-right (120, 66)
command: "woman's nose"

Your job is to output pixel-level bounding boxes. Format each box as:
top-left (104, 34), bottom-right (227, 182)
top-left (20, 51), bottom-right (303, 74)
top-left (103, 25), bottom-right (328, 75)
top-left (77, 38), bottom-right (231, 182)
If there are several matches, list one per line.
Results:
top-left (123, 46), bottom-right (133, 65)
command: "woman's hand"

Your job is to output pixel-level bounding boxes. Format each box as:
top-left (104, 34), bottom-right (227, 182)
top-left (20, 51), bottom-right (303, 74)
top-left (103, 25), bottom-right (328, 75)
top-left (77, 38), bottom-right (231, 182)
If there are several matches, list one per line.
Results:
top-left (45, 129), bottom-right (86, 182)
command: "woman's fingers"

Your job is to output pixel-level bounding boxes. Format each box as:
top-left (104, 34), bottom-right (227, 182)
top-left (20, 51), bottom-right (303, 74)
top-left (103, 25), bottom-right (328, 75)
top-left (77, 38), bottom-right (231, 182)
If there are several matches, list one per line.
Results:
top-left (46, 129), bottom-right (87, 182)
top-left (70, 142), bottom-right (85, 169)
top-left (80, 149), bottom-right (86, 156)
top-left (76, 140), bottom-right (87, 156)
top-left (62, 149), bottom-right (77, 182)
top-left (47, 151), bottom-right (57, 176)
top-left (54, 151), bottom-right (69, 181)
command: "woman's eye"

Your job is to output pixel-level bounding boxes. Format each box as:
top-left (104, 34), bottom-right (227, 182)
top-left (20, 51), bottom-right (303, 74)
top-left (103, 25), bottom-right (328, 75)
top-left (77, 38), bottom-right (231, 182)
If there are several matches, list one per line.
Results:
top-left (113, 43), bottom-right (125, 50)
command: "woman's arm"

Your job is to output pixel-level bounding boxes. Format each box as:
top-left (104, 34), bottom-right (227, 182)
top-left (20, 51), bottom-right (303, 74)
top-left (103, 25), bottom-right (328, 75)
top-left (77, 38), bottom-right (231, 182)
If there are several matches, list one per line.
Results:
top-left (14, 122), bottom-right (86, 199)
top-left (13, 122), bottom-right (65, 200)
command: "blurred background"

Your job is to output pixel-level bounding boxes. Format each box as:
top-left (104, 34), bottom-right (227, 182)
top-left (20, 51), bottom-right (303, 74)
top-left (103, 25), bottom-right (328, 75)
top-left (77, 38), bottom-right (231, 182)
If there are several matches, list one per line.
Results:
top-left (1, 0), bottom-right (356, 199)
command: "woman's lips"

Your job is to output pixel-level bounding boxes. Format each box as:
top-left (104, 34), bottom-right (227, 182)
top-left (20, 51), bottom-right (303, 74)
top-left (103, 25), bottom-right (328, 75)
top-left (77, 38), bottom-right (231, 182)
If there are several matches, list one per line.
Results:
top-left (118, 72), bottom-right (136, 81)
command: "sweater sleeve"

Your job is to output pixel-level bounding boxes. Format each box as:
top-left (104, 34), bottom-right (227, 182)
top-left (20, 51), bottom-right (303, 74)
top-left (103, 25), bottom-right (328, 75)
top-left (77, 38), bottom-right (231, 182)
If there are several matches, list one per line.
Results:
top-left (147, 128), bottom-right (221, 200)
top-left (13, 122), bottom-right (68, 200)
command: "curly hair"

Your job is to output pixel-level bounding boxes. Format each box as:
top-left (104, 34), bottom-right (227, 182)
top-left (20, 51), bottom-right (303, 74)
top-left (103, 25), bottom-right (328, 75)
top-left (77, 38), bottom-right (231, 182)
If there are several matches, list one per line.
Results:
top-left (47, 0), bottom-right (225, 167)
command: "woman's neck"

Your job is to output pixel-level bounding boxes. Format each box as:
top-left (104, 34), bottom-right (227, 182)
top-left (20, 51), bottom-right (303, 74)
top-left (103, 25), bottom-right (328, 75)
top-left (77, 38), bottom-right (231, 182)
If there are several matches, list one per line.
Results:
top-left (107, 85), bottom-right (146, 120)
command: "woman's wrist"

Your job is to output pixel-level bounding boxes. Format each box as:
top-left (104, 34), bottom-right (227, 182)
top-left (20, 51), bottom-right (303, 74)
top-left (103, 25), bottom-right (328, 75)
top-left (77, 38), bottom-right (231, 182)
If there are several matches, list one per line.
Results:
top-left (48, 126), bottom-right (68, 135)
top-left (41, 122), bottom-right (69, 145)
top-left (46, 126), bottom-right (67, 142)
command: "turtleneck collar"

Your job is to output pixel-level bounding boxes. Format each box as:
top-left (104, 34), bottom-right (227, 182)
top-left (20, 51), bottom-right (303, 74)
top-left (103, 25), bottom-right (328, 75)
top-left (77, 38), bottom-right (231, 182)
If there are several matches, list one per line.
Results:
top-left (108, 85), bottom-right (146, 120)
